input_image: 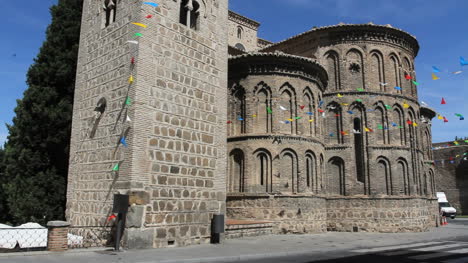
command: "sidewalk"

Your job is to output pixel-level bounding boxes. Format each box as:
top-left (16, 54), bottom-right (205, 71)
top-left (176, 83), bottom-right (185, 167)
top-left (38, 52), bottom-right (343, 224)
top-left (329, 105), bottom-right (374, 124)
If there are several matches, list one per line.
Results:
top-left (1, 221), bottom-right (467, 263)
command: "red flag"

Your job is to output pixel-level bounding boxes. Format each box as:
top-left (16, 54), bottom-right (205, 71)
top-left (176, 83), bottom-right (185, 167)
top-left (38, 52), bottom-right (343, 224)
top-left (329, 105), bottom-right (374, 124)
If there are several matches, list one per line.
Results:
top-left (443, 117), bottom-right (448, 123)
top-left (146, 14), bottom-right (153, 18)
top-left (107, 214), bottom-right (116, 222)
top-left (405, 74), bottom-right (412, 80)
top-left (227, 121), bottom-right (232, 124)
top-left (318, 109), bottom-right (325, 113)
top-left (131, 57), bottom-right (135, 64)
top-left (335, 114), bottom-right (340, 117)
top-left (300, 105), bottom-right (305, 110)
top-left (441, 98), bottom-right (446, 105)
top-left (406, 120), bottom-right (413, 125)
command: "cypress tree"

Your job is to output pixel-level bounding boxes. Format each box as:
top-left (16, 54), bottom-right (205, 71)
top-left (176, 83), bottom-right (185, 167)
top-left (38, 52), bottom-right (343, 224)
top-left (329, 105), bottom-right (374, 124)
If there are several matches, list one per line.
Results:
top-left (3, 0), bottom-right (83, 224)
top-left (0, 146), bottom-right (9, 223)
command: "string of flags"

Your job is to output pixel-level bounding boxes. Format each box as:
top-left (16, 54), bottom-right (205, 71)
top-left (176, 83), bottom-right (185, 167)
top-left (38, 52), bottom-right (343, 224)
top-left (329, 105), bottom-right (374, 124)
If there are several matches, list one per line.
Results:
top-left (110, 1), bottom-right (158, 174)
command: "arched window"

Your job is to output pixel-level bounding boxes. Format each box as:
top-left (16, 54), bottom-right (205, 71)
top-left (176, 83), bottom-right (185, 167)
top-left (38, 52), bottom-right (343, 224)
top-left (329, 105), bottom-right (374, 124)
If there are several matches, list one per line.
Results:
top-left (325, 51), bottom-right (340, 91)
top-left (305, 151), bottom-right (317, 192)
top-left (374, 106), bottom-right (386, 144)
top-left (234, 43), bottom-right (246, 51)
top-left (228, 149), bottom-right (245, 192)
top-left (253, 82), bottom-right (272, 134)
top-left (376, 157), bottom-right (392, 195)
top-left (255, 149), bottom-right (271, 193)
top-left (279, 83), bottom-right (297, 135)
top-left (346, 49), bottom-right (365, 90)
top-left (325, 102), bottom-right (343, 144)
top-left (370, 51), bottom-right (385, 91)
top-left (102, 0), bottom-right (117, 28)
top-left (229, 84), bottom-right (246, 136)
top-left (396, 158), bottom-right (410, 195)
top-left (303, 87), bottom-right (315, 136)
top-left (278, 150), bottom-right (299, 193)
top-left (392, 105), bottom-right (405, 145)
top-left (180, 0), bottom-right (200, 30)
top-left (389, 55), bottom-right (402, 94)
top-left (327, 157), bottom-right (345, 195)
top-left (237, 26), bottom-right (243, 39)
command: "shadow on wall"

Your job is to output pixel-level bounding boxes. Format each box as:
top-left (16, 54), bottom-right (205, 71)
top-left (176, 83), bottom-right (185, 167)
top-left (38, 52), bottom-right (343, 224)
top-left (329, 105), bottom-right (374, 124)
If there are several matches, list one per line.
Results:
top-left (456, 153), bottom-right (468, 215)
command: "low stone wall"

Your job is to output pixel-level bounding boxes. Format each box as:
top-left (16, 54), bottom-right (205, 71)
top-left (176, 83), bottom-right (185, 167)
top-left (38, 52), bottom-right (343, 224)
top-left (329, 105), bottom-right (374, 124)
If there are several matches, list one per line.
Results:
top-left (226, 194), bottom-right (328, 234)
top-left (326, 196), bottom-right (439, 233)
top-left (225, 220), bottom-right (273, 239)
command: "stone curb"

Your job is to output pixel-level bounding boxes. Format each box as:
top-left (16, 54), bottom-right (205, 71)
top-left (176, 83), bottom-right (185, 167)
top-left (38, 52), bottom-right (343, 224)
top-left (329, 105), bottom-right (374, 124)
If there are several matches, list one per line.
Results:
top-left (0, 247), bottom-right (109, 258)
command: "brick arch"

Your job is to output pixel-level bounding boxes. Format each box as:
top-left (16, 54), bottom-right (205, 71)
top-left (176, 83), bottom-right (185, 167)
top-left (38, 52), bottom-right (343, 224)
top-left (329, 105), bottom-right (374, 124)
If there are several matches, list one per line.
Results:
top-left (228, 84), bottom-right (246, 136)
top-left (253, 82), bottom-right (273, 134)
top-left (253, 148), bottom-right (272, 193)
top-left (387, 53), bottom-right (402, 94)
top-left (325, 101), bottom-right (343, 144)
top-left (402, 57), bottom-right (415, 96)
top-left (277, 148), bottom-right (299, 193)
top-left (303, 87), bottom-right (316, 136)
top-left (373, 101), bottom-right (389, 144)
top-left (396, 157), bottom-right (411, 195)
top-left (375, 156), bottom-right (393, 195)
top-left (324, 50), bottom-right (341, 91)
top-left (327, 156), bottom-right (345, 195)
top-left (228, 149), bottom-right (245, 192)
top-left (305, 150), bottom-right (318, 192)
top-left (278, 83), bottom-right (297, 134)
top-left (345, 48), bottom-right (365, 90)
top-left (392, 103), bottom-right (406, 145)
top-left (369, 50), bottom-right (385, 91)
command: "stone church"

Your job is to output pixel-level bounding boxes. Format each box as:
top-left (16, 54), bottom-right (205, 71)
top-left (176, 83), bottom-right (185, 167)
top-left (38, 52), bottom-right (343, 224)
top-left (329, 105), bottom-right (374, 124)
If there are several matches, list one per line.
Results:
top-left (66, 0), bottom-right (439, 249)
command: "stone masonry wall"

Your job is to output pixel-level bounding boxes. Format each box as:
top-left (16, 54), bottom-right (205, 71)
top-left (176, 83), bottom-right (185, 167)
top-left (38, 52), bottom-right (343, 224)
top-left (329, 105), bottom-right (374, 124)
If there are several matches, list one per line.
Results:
top-left (226, 194), bottom-right (328, 234)
top-left (433, 142), bottom-right (468, 214)
top-left (326, 197), bottom-right (438, 232)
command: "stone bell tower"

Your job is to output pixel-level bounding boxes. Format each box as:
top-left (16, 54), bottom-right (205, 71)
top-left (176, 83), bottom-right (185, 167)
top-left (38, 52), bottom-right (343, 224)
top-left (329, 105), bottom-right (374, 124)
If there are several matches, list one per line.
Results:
top-left (67, 0), bottom-right (228, 249)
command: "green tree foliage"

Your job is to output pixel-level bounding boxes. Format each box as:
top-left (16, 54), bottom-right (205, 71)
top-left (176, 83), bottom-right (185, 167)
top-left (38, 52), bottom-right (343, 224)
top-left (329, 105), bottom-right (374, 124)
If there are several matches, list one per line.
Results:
top-left (3, 0), bottom-right (83, 224)
top-left (0, 146), bottom-right (10, 223)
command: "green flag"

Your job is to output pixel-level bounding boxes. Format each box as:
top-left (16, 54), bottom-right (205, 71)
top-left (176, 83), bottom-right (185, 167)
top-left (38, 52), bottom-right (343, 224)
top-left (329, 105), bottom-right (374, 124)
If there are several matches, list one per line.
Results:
top-left (385, 105), bottom-right (392, 110)
top-left (357, 88), bottom-right (364, 92)
top-left (113, 163), bottom-right (120, 171)
top-left (412, 81), bottom-right (419, 85)
top-left (295, 117), bottom-right (302, 120)
top-left (134, 33), bottom-right (143, 37)
top-left (126, 97), bottom-right (132, 106)
top-left (267, 107), bottom-right (272, 114)
top-left (377, 124), bottom-right (383, 130)
top-left (356, 99), bottom-right (363, 102)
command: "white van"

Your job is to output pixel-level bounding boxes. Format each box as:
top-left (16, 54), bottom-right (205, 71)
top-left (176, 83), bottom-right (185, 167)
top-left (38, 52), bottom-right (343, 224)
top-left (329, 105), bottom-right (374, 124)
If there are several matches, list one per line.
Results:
top-left (437, 192), bottom-right (457, 219)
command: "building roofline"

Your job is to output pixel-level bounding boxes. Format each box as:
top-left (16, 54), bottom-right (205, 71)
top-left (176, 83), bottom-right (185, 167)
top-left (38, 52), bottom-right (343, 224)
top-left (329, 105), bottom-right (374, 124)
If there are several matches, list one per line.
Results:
top-left (261, 23), bottom-right (420, 56)
top-left (228, 10), bottom-right (260, 28)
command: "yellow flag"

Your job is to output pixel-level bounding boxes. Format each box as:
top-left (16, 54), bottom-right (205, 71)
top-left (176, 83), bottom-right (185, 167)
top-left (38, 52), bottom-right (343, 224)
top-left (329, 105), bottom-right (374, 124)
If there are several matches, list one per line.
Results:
top-left (341, 103), bottom-right (349, 106)
top-left (287, 118), bottom-right (294, 122)
top-left (365, 127), bottom-right (370, 132)
top-left (309, 119), bottom-right (314, 122)
top-left (412, 122), bottom-right (418, 127)
top-left (437, 115), bottom-right (443, 120)
top-left (432, 73), bottom-right (440, 80)
top-left (128, 75), bottom-right (134, 84)
top-left (403, 101), bottom-right (409, 108)
top-left (337, 93), bottom-right (343, 98)
top-left (132, 22), bottom-right (147, 28)
top-left (454, 141), bottom-right (459, 146)
top-left (252, 114), bottom-right (257, 118)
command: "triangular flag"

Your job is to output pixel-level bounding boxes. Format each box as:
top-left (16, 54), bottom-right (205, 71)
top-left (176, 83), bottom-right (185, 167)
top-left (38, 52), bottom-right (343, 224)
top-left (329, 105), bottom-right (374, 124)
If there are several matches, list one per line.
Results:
top-left (438, 115), bottom-right (443, 120)
top-left (380, 83), bottom-right (388, 86)
top-left (127, 40), bottom-right (139, 45)
top-left (300, 105), bottom-right (305, 110)
top-left (394, 86), bottom-right (402, 91)
top-left (279, 106), bottom-right (287, 111)
top-left (407, 120), bottom-right (413, 125)
top-left (107, 214), bottom-right (117, 222)
top-left (308, 119), bottom-right (314, 122)
top-left (453, 71), bottom-right (463, 75)
top-left (134, 33), bottom-right (143, 37)
top-left (294, 117), bottom-right (302, 120)
top-left (412, 122), bottom-right (418, 127)
top-left (454, 141), bottom-right (460, 146)
top-left (461, 117), bottom-right (465, 121)
top-left (335, 114), bottom-right (340, 117)
top-left (405, 74), bottom-right (412, 80)
top-left (284, 120), bottom-right (291, 124)
top-left (126, 97), bottom-right (132, 106)
top-left (385, 105), bottom-right (392, 110)
top-left (131, 57), bottom-right (135, 64)
top-left (443, 117), bottom-right (448, 123)
top-left (306, 112), bottom-right (313, 115)
top-left (455, 113), bottom-right (463, 117)
top-left (441, 98), bottom-right (446, 105)
top-left (329, 133), bottom-right (334, 137)
top-left (267, 107), bottom-right (272, 114)
top-left (337, 93), bottom-right (343, 98)
top-left (287, 118), bottom-right (294, 122)
top-left (340, 131), bottom-right (348, 136)
top-left (461, 57), bottom-right (468, 66)
top-left (237, 116), bottom-right (244, 121)
top-left (145, 14), bottom-right (153, 18)
top-left (128, 75), bottom-right (134, 84)
top-left (113, 163), bottom-right (120, 171)
top-left (126, 114), bottom-right (131, 122)
top-left (318, 100), bottom-right (324, 107)
top-left (143, 2), bottom-right (159, 7)
top-left (252, 114), bottom-right (257, 118)
top-left (377, 124), bottom-right (383, 130)
top-left (227, 121), bottom-right (232, 124)
top-left (403, 102), bottom-right (410, 109)
top-left (347, 111), bottom-right (354, 114)
top-left (341, 103), bottom-right (349, 106)
top-left (318, 109), bottom-right (325, 113)
top-left (432, 66), bottom-right (441, 73)
top-left (432, 73), bottom-right (440, 80)
top-left (356, 99), bottom-right (363, 102)
top-left (412, 81), bottom-right (419, 86)
top-left (357, 88), bottom-right (364, 92)
top-left (120, 136), bottom-right (128, 147)
top-left (132, 22), bottom-right (148, 28)
top-left (392, 122), bottom-right (398, 127)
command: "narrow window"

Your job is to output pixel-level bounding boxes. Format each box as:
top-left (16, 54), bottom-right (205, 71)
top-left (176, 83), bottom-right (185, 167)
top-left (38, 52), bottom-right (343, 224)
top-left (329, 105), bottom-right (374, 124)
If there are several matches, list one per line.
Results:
top-left (354, 118), bottom-right (365, 183)
top-left (103, 0), bottom-right (117, 28)
top-left (237, 26), bottom-right (243, 39)
top-left (179, 0), bottom-right (200, 30)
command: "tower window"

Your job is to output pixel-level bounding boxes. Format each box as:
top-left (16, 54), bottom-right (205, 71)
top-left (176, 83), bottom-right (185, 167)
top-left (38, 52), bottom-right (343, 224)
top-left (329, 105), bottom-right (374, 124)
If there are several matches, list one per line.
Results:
top-left (180, 0), bottom-right (201, 30)
top-left (237, 26), bottom-right (243, 39)
top-left (103, 0), bottom-right (117, 28)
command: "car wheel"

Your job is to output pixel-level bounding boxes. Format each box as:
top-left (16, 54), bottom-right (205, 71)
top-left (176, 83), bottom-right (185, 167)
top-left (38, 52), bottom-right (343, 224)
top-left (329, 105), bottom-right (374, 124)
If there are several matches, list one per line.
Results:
top-left (451, 216), bottom-right (455, 219)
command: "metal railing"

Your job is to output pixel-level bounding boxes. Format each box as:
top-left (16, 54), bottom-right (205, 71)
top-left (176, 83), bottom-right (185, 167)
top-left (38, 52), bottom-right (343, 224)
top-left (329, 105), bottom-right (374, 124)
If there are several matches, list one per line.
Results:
top-left (0, 227), bottom-right (47, 253)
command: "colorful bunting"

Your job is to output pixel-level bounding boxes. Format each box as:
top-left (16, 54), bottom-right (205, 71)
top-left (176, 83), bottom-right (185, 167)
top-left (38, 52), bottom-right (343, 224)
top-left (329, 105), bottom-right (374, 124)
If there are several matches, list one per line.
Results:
top-left (357, 88), bottom-right (364, 92)
top-left (279, 106), bottom-right (287, 111)
top-left (120, 136), bottom-right (128, 147)
top-left (267, 107), bottom-right (272, 114)
top-left (412, 81), bottom-right (419, 85)
top-left (406, 120), bottom-right (413, 125)
top-left (441, 98), bottom-right (446, 105)
top-left (405, 74), bottom-right (412, 80)
top-left (380, 82), bottom-right (388, 86)
top-left (306, 112), bottom-right (313, 115)
top-left (347, 110), bottom-right (354, 114)
top-left (394, 86), bottom-right (401, 91)
top-left (125, 97), bottom-right (132, 106)
top-left (127, 40), bottom-right (139, 45)
top-left (107, 214), bottom-right (117, 222)
top-left (460, 57), bottom-right (468, 66)
top-left (143, 2), bottom-right (159, 7)
top-left (145, 14), bottom-right (153, 18)
top-left (300, 105), bottom-right (305, 110)
top-left (356, 99), bottom-right (363, 102)
top-left (443, 117), bottom-right (448, 123)
top-left (377, 124), bottom-right (383, 130)
top-left (227, 121), bottom-right (232, 124)
top-left (385, 105), bottom-right (392, 110)
top-left (453, 71), bottom-right (463, 75)
top-left (131, 57), bottom-right (135, 64)
top-left (412, 122), bottom-right (418, 127)
top-left (432, 66), bottom-right (441, 73)
top-left (237, 116), bottom-right (244, 121)
top-left (134, 33), bottom-right (143, 37)
top-left (432, 73), bottom-right (440, 80)
top-left (113, 163), bottom-right (120, 171)
top-left (128, 75), bottom-right (134, 84)
top-left (132, 22), bottom-right (148, 28)
top-left (337, 93), bottom-right (343, 98)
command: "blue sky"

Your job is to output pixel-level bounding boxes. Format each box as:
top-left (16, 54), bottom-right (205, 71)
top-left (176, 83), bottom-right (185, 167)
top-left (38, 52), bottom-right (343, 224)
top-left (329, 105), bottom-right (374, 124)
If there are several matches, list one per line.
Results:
top-left (0, 0), bottom-right (467, 145)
